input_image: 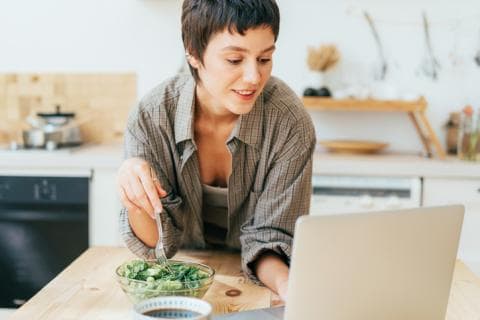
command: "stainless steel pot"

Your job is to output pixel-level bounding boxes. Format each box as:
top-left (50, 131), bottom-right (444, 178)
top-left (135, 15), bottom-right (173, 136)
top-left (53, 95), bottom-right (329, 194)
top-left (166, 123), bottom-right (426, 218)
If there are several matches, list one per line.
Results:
top-left (22, 129), bottom-right (62, 148)
top-left (38, 105), bottom-right (83, 146)
top-left (22, 128), bottom-right (45, 148)
top-left (22, 105), bottom-right (83, 148)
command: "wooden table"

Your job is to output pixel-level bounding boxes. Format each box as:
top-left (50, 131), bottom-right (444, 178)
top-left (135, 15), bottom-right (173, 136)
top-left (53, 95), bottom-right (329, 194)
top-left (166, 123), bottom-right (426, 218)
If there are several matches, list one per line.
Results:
top-left (9, 247), bottom-right (480, 319)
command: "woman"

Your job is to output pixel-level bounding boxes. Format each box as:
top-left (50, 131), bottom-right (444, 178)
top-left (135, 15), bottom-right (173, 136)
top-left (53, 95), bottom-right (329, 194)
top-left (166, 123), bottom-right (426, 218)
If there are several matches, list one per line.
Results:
top-left (117, 0), bottom-right (315, 301)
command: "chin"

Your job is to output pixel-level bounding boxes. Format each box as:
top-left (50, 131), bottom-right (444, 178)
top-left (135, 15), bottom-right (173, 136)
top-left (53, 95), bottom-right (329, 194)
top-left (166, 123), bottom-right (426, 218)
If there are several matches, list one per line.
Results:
top-left (229, 103), bottom-right (255, 115)
top-left (227, 97), bottom-right (258, 114)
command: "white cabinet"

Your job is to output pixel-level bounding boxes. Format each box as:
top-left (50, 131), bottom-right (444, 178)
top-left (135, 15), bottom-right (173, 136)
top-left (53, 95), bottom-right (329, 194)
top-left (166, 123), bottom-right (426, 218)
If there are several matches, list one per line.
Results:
top-left (90, 168), bottom-right (123, 246)
top-left (423, 178), bottom-right (480, 270)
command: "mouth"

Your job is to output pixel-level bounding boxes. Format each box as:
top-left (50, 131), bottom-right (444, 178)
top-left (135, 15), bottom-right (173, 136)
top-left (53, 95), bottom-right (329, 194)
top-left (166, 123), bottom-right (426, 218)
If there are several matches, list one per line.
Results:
top-left (232, 89), bottom-right (257, 100)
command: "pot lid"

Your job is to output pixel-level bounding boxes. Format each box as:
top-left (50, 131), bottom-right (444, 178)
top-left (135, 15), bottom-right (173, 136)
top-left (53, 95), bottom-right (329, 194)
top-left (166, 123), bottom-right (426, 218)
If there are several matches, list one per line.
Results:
top-left (37, 105), bottom-right (75, 118)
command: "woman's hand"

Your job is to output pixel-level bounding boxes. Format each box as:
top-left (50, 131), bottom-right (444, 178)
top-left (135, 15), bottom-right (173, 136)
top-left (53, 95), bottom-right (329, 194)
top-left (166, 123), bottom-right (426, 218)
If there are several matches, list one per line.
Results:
top-left (117, 157), bottom-right (168, 219)
top-left (276, 276), bottom-right (289, 302)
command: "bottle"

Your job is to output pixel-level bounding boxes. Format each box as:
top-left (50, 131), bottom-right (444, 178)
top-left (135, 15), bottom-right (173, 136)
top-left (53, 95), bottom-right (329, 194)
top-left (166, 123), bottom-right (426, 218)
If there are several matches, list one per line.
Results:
top-left (458, 105), bottom-right (474, 161)
top-left (445, 112), bottom-right (460, 154)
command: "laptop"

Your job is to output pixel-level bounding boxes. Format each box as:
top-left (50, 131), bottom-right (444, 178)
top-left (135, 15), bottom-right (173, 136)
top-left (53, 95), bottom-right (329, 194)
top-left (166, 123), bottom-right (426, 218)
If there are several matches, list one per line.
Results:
top-left (214, 205), bottom-right (464, 320)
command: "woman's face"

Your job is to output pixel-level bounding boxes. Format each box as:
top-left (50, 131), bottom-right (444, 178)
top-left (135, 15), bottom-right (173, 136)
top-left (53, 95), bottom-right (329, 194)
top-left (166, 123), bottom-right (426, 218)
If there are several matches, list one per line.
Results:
top-left (189, 26), bottom-right (275, 116)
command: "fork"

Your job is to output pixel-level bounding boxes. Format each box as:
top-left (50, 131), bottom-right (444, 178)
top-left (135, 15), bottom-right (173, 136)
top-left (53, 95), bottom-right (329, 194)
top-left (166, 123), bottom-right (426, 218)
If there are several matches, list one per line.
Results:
top-left (154, 208), bottom-right (173, 273)
top-left (150, 166), bottom-right (173, 273)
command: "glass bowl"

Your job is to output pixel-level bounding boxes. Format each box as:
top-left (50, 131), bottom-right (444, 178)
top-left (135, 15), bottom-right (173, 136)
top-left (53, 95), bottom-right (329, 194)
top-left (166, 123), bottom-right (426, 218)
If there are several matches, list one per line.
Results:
top-left (116, 259), bottom-right (215, 304)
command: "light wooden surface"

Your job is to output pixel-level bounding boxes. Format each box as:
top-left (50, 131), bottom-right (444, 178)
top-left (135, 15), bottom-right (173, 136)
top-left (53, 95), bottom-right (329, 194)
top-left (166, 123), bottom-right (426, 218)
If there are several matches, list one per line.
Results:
top-left (318, 139), bottom-right (388, 154)
top-left (303, 96), bottom-right (446, 159)
top-left (0, 73), bottom-right (137, 145)
top-left (9, 247), bottom-right (279, 320)
top-left (302, 96), bottom-right (428, 112)
top-left (9, 247), bottom-right (480, 320)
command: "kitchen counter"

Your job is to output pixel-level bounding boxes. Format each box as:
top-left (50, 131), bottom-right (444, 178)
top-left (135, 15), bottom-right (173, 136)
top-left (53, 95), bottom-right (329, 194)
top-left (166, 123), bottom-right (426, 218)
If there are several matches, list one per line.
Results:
top-left (2, 145), bottom-right (479, 249)
top-left (8, 247), bottom-right (480, 319)
top-left (1, 143), bottom-right (480, 178)
top-left (0, 143), bottom-right (123, 171)
top-left (313, 151), bottom-right (480, 178)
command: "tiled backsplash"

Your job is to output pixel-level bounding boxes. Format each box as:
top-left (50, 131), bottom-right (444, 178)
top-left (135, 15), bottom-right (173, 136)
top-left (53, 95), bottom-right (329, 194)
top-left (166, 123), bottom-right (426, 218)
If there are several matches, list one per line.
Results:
top-left (0, 73), bottom-right (137, 145)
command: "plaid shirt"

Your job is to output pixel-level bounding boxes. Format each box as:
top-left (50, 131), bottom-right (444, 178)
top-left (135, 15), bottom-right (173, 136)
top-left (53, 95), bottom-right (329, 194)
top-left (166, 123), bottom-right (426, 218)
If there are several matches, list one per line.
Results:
top-left (119, 73), bottom-right (316, 282)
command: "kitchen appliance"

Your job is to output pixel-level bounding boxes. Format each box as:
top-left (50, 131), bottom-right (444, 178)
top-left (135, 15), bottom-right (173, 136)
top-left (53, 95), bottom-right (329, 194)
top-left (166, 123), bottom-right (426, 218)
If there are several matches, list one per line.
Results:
top-left (22, 105), bottom-right (83, 149)
top-left (310, 175), bottom-right (422, 215)
top-left (0, 175), bottom-right (89, 308)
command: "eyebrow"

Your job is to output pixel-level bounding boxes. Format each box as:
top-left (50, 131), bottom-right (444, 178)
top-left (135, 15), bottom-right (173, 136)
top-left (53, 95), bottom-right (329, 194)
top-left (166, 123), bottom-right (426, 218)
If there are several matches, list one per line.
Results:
top-left (221, 45), bottom-right (276, 54)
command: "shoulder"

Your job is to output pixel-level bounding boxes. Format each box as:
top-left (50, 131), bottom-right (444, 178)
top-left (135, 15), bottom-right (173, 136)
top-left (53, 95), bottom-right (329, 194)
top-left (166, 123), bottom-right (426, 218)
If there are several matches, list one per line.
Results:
top-left (262, 76), bottom-right (316, 145)
top-left (262, 77), bottom-right (303, 116)
top-left (126, 74), bottom-right (192, 128)
top-left (138, 74), bottom-right (191, 114)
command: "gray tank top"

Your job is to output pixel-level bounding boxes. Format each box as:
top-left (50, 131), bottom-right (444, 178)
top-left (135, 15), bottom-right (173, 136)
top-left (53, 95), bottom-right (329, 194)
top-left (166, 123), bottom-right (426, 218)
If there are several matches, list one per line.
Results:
top-left (202, 184), bottom-right (228, 246)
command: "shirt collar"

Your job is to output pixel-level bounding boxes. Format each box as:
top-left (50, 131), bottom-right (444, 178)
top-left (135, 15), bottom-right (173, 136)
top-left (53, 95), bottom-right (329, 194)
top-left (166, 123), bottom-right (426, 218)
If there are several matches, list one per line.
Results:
top-left (228, 92), bottom-right (263, 149)
top-left (174, 75), bottom-right (196, 145)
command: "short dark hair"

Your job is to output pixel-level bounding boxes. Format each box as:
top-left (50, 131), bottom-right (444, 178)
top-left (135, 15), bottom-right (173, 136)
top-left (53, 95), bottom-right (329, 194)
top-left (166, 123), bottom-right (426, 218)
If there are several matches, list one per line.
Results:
top-left (181, 0), bottom-right (280, 82)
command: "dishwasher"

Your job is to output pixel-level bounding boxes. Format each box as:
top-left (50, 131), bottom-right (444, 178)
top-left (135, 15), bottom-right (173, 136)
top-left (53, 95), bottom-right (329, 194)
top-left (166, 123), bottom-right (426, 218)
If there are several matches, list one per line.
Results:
top-left (310, 175), bottom-right (422, 215)
top-left (0, 175), bottom-right (89, 308)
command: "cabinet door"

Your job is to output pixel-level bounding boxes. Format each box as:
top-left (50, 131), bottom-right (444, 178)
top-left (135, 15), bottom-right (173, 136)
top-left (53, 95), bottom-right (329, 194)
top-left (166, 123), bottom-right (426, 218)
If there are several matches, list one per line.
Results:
top-left (423, 178), bottom-right (480, 270)
top-left (90, 168), bottom-right (122, 246)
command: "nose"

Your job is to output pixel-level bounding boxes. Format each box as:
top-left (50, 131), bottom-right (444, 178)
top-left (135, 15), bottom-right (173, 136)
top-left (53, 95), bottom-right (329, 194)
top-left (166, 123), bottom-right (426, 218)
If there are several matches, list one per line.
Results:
top-left (242, 61), bottom-right (261, 85)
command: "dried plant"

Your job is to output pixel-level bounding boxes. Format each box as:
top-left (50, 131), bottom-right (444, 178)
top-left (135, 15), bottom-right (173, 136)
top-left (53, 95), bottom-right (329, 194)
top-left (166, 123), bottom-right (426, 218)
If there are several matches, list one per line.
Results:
top-left (307, 44), bottom-right (340, 72)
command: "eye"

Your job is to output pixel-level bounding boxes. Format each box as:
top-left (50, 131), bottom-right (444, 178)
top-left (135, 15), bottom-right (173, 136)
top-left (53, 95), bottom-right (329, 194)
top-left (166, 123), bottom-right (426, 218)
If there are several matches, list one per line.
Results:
top-left (258, 57), bottom-right (271, 64)
top-left (227, 59), bottom-right (242, 65)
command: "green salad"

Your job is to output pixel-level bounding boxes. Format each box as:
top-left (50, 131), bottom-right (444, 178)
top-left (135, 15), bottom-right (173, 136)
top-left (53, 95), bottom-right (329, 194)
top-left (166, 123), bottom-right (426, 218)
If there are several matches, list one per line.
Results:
top-left (117, 260), bottom-right (212, 302)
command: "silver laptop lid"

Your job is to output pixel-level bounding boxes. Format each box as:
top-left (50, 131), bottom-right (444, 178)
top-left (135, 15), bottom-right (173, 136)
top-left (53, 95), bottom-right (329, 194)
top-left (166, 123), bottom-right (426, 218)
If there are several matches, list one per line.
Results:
top-left (285, 205), bottom-right (464, 320)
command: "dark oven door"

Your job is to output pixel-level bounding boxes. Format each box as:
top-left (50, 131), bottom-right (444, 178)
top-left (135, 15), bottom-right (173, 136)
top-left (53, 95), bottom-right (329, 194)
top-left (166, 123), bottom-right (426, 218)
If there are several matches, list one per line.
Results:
top-left (0, 176), bottom-right (89, 308)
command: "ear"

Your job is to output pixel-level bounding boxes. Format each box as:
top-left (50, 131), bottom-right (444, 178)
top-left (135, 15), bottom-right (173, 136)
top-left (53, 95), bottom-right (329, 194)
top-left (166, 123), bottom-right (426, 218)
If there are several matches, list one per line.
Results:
top-left (186, 53), bottom-right (200, 69)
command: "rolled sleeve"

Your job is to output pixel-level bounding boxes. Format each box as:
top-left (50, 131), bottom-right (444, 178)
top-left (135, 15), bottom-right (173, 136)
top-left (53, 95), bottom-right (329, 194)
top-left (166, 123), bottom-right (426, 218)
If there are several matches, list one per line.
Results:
top-left (119, 191), bottom-right (184, 259)
top-left (240, 142), bottom-right (314, 284)
top-left (119, 207), bottom-right (155, 259)
top-left (119, 104), bottom-right (185, 259)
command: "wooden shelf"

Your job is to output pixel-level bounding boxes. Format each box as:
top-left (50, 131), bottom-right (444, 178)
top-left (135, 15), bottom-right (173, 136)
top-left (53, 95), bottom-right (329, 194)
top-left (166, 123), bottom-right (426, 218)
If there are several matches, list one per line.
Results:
top-left (302, 97), bottom-right (446, 159)
top-left (303, 96), bottom-right (427, 112)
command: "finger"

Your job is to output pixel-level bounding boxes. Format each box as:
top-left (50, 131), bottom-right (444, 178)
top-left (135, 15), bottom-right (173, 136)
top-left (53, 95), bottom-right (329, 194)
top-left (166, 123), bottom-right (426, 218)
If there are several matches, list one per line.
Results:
top-left (118, 160), bottom-right (154, 217)
top-left (137, 167), bottom-right (164, 213)
top-left (121, 180), bottom-right (145, 213)
top-left (154, 180), bottom-right (168, 198)
top-left (119, 186), bottom-right (143, 214)
top-left (129, 177), bottom-right (155, 219)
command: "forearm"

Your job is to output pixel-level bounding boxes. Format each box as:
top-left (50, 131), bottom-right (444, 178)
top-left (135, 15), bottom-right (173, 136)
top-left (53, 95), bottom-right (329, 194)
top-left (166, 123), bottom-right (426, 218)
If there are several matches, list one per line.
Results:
top-left (127, 209), bottom-right (158, 248)
top-left (253, 251), bottom-right (289, 298)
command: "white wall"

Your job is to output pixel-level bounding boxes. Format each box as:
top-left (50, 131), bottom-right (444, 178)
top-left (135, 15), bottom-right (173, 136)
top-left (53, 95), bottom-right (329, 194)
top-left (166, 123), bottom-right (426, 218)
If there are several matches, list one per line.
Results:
top-left (0, 0), bottom-right (184, 96)
top-left (2, 0), bottom-right (480, 152)
top-left (279, 0), bottom-right (480, 153)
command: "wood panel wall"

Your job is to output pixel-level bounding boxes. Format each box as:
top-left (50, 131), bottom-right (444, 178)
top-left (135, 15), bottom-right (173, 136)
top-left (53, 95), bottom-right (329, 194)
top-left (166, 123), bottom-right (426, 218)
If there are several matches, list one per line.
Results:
top-left (0, 73), bottom-right (137, 145)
